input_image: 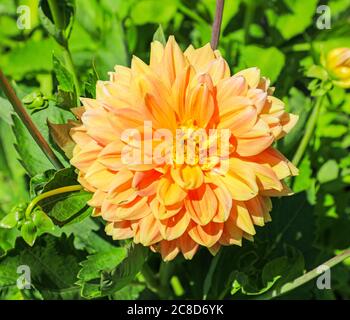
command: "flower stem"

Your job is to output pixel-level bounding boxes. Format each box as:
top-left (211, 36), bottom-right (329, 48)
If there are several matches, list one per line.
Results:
top-left (47, 0), bottom-right (65, 30)
top-left (292, 95), bottom-right (324, 167)
top-left (62, 47), bottom-right (81, 106)
top-left (243, 1), bottom-right (256, 44)
top-left (47, 0), bottom-right (80, 106)
top-left (210, 0), bottom-right (225, 50)
top-left (142, 263), bottom-right (170, 298)
top-left (258, 249), bottom-right (350, 300)
top-left (25, 185), bottom-right (83, 219)
top-left (0, 69), bottom-right (64, 170)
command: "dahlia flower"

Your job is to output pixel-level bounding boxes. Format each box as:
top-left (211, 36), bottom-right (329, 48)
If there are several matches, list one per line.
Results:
top-left (70, 36), bottom-right (298, 261)
top-left (323, 47), bottom-right (350, 88)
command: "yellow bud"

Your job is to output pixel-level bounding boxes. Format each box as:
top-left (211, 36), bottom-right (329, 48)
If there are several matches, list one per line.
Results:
top-left (324, 47), bottom-right (350, 88)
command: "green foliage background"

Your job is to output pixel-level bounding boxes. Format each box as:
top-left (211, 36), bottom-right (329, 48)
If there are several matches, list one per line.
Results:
top-left (0, 0), bottom-right (350, 300)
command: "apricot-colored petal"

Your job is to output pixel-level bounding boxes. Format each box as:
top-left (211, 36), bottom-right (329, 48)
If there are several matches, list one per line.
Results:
top-left (84, 162), bottom-right (115, 192)
top-left (150, 40), bottom-right (165, 70)
top-left (188, 222), bottom-right (223, 248)
top-left (217, 76), bottom-right (248, 104)
top-left (184, 82), bottom-right (215, 128)
top-left (162, 36), bottom-right (186, 85)
top-left (157, 177), bottom-right (187, 206)
top-left (250, 163), bottom-right (283, 191)
top-left (185, 184), bottom-right (218, 225)
top-left (235, 121), bottom-right (273, 157)
top-left (184, 43), bottom-right (215, 72)
top-left (107, 169), bottom-right (137, 205)
top-left (245, 196), bottom-right (267, 227)
top-left (217, 159), bottom-right (258, 201)
top-left (98, 140), bottom-right (126, 171)
top-left (88, 189), bottom-right (106, 207)
top-left (218, 106), bottom-right (257, 135)
top-left (212, 184), bottom-right (232, 223)
top-left (159, 208), bottom-right (190, 240)
top-left (178, 233), bottom-right (199, 260)
top-left (219, 212), bottom-right (243, 246)
top-left (234, 67), bottom-right (261, 88)
top-left (206, 57), bottom-right (230, 85)
top-left (160, 240), bottom-right (180, 261)
top-left (81, 109), bottom-right (120, 146)
top-left (70, 141), bottom-right (102, 173)
top-left (145, 93), bottom-right (177, 131)
top-left (106, 221), bottom-right (134, 240)
top-left (132, 170), bottom-right (161, 196)
top-left (234, 201), bottom-right (256, 235)
top-left (135, 213), bottom-right (162, 246)
top-left (171, 165), bottom-right (204, 190)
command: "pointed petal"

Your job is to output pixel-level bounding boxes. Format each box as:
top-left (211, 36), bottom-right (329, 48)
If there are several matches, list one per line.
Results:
top-left (185, 184), bottom-right (218, 225)
top-left (188, 222), bottom-right (223, 247)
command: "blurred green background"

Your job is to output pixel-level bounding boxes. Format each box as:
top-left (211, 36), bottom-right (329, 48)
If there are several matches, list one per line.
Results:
top-left (0, 0), bottom-right (350, 300)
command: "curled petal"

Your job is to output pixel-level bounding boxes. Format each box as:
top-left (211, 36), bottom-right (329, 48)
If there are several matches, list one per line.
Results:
top-left (188, 221), bottom-right (223, 247)
top-left (159, 208), bottom-right (190, 240)
top-left (157, 177), bottom-right (187, 207)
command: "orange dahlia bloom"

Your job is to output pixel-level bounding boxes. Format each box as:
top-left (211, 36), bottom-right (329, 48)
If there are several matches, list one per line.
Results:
top-left (70, 36), bottom-right (298, 261)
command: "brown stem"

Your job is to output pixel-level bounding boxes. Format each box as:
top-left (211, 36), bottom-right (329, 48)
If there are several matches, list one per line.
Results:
top-left (210, 0), bottom-right (225, 50)
top-left (0, 69), bottom-right (64, 170)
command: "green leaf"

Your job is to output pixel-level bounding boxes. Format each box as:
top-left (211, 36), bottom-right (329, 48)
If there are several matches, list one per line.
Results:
top-left (306, 65), bottom-right (329, 81)
top-left (101, 244), bottom-right (148, 296)
top-left (95, 19), bottom-right (128, 78)
top-left (39, 0), bottom-right (75, 46)
top-left (19, 235), bottom-right (85, 299)
top-left (0, 254), bottom-right (22, 298)
top-left (33, 168), bottom-right (92, 225)
top-left (0, 38), bottom-right (60, 80)
top-left (21, 221), bottom-right (37, 246)
top-left (317, 160), bottom-right (339, 184)
top-left (0, 97), bottom-right (13, 125)
top-left (83, 70), bottom-right (98, 99)
top-left (266, 0), bottom-right (318, 40)
top-left (46, 190), bottom-right (92, 224)
top-left (110, 283), bottom-right (145, 300)
top-left (261, 192), bottom-right (316, 262)
top-left (0, 228), bottom-right (19, 258)
top-left (61, 217), bottom-right (115, 254)
top-left (319, 124), bottom-right (347, 138)
top-left (125, 19), bottom-right (138, 52)
top-left (11, 103), bottom-right (75, 176)
top-left (153, 25), bottom-right (166, 45)
top-left (0, 210), bottom-right (21, 229)
top-left (29, 169), bottom-right (56, 198)
top-left (41, 168), bottom-right (78, 192)
top-left (131, 0), bottom-right (178, 25)
top-left (293, 155), bottom-right (313, 193)
top-left (32, 209), bottom-right (55, 235)
top-left (77, 247), bottom-right (127, 299)
top-left (261, 247), bottom-right (305, 296)
top-left (52, 54), bottom-right (74, 92)
top-left (280, 88), bottom-right (312, 155)
top-left (11, 114), bottom-right (55, 176)
top-left (230, 271), bottom-right (281, 296)
top-left (238, 46), bottom-right (285, 83)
